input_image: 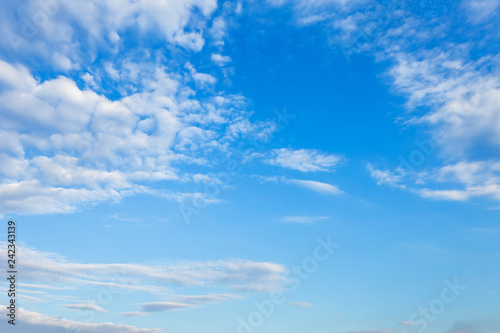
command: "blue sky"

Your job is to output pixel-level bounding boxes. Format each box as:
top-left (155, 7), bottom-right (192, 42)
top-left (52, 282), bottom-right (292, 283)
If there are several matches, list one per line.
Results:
top-left (0, 0), bottom-right (499, 332)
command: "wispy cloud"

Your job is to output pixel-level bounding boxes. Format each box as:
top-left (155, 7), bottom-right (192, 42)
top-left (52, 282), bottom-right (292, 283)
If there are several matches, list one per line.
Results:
top-left (140, 302), bottom-right (196, 312)
top-left (253, 175), bottom-right (344, 196)
top-left (266, 148), bottom-right (343, 172)
top-left (0, 308), bottom-right (159, 333)
top-left (1, 242), bottom-right (289, 298)
top-left (287, 179), bottom-right (344, 196)
top-left (281, 216), bottom-right (329, 224)
top-left (64, 303), bottom-right (108, 312)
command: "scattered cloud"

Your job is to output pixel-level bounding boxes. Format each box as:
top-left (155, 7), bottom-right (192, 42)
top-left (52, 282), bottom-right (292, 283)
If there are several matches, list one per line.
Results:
top-left (0, 59), bottom-right (277, 214)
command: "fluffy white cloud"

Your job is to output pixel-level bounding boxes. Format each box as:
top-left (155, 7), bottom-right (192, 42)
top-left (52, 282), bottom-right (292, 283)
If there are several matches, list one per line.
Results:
top-left (211, 53), bottom-right (231, 66)
top-left (0, 0), bottom-right (219, 64)
top-left (0, 59), bottom-right (276, 214)
top-left (266, 148), bottom-right (343, 172)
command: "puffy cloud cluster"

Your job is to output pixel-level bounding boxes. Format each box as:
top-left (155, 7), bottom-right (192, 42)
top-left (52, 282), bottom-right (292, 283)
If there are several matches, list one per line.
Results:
top-left (0, 59), bottom-right (276, 214)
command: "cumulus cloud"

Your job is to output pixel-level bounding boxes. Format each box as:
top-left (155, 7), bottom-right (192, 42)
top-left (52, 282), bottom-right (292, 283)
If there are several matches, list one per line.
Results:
top-left (0, 0), bottom-right (218, 64)
top-left (0, 59), bottom-right (277, 214)
top-left (211, 53), bottom-right (231, 66)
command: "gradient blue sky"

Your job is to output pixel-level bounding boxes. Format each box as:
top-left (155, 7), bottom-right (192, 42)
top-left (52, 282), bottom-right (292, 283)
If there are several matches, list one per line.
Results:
top-left (0, 0), bottom-right (499, 332)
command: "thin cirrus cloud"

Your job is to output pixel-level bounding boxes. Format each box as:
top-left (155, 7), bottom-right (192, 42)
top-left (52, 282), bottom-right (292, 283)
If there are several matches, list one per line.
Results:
top-left (140, 302), bottom-right (197, 312)
top-left (281, 216), bottom-right (330, 224)
top-left (0, 308), bottom-right (159, 333)
top-left (64, 303), bottom-right (108, 312)
top-left (0, 241), bottom-right (289, 304)
top-left (287, 179), bottom-right (344, 196)
top-left (253, 175), bottom-right (344, 196)
top-left (266, 148), bottom-right (343, 172)
top-left (173, 293), bottom-right (240, 304)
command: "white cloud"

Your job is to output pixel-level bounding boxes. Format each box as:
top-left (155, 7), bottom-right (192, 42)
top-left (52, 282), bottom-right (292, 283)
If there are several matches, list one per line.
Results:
top-left (288, 179), bottom-right (344, 195)
top-left (281, 216), bottom-right (329, 224)
top-left (266, 148), bottom-right (343, 172)
top-left (366, 164), bottom-right (406, 189)
top-left (1, 241), bottom-right (289, 295)
top-left (0, 0), bottom-right (219, 66)
top-left (211, 53), bottom-right (231, 66)
top-left (173, 293), bottom-right (239, 304)
top-left (140, 302), bottom-right (196, 312)
top-left (462, 0), bottom-right (500, 24)
top-left (0, 308), bottom-right (159, 333)
top-left (369, 160), bottom-right (500, 202)
top-left (0, 59), bottom-right (277, 214)
top-left (118, 312), bottom-right (149, 317)
top-left (254, 175), bottom-right (344, 196)
top-left (65, 303), bottom-right (108, 312)
top-left (18, 295), bottom-right (44, 302)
